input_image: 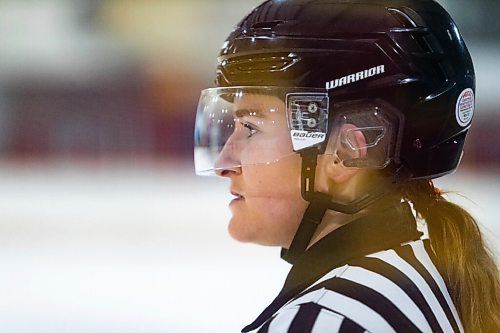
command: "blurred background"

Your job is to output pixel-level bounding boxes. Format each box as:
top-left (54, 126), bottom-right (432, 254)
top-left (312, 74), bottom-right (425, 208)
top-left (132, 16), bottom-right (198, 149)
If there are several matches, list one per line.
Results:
top-left (0, 0), bottom-right (498, 332)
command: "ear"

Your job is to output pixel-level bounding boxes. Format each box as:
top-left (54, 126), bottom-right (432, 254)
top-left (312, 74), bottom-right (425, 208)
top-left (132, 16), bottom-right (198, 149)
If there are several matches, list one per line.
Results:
top-left (321, 123), bottom-right (367, 184)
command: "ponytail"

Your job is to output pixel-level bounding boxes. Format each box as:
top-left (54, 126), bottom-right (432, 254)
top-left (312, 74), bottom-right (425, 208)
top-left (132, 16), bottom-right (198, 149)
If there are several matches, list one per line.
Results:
top-left (401, 180), bottom-right (500, 332)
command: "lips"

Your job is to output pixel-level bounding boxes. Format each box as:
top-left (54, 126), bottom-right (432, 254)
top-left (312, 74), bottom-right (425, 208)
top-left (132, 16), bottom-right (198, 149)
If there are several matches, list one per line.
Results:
top-left (229, 191), bottom-right (244, 207)
top-left (230, 190), bottom-right (244, 200)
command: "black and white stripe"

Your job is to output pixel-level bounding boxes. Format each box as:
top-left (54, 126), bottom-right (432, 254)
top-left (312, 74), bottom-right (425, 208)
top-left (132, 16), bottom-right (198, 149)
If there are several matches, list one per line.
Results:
top-left (252, 240), bottom-right (463, 333)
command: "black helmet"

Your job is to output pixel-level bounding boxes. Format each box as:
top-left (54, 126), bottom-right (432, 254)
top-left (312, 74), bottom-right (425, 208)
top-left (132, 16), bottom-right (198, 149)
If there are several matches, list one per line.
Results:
top-left (215, 0), bottom-right (475, 180)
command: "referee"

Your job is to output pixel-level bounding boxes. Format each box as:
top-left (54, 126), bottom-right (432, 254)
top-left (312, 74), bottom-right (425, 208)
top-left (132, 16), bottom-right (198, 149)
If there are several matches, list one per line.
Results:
top-left (193, 0), bottom-right (500, 332)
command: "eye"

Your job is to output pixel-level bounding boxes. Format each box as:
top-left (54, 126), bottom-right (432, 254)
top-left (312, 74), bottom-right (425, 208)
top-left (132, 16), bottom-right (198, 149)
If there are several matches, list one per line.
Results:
top-left (242, 122), bottom-right (258, 138)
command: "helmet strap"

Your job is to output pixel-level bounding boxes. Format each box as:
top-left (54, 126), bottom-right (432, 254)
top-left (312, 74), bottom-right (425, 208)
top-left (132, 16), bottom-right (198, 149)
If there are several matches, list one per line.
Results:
top-left (281, 199), bottom-right (329, 264)
top-left (281, 150), bottom-right (329, 264)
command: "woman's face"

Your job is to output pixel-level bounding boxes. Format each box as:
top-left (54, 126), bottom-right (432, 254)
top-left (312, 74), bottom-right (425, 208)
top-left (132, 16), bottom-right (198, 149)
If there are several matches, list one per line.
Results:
top-left (215, 94), bottom-right (309, 247)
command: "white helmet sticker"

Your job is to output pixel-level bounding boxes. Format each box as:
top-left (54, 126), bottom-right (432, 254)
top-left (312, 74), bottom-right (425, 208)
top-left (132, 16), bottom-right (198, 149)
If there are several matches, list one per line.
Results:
top-left (286, 93), bottom-right (329, 151)
top-left (455, 88), bottom-right (474, 127)
top-left (290, 130), bottom-right (326, 150)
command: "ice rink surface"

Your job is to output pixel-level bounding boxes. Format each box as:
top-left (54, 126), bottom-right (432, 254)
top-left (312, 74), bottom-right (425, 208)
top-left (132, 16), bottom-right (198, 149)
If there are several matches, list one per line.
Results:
top-left (0, 161), bottom-right (498, 333)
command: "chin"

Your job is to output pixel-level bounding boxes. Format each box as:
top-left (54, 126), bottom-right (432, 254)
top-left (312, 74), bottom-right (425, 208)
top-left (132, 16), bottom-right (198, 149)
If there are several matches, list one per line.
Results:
top-left (227, 217), bottom-right (254, 243)
top-left (227, 218), bottom-right (286, 247)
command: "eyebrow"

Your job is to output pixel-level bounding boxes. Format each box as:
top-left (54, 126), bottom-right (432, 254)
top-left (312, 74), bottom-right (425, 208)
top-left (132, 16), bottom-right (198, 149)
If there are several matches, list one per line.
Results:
top-left (233, 108), bottom-right (267, 119)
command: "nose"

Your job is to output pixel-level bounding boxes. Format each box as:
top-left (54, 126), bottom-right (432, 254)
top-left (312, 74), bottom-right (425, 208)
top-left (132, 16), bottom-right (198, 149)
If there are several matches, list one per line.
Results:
top-left (214, 135), bottom-right (242, 177)
top-left (215, 164), bottom-right (242, 177)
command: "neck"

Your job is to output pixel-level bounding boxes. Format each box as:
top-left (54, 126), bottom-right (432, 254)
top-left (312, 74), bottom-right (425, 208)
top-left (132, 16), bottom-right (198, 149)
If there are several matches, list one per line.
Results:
top-left (308, 196), bottom-right (404, 248)
top-left (308, 209), bottom-right (360, 247)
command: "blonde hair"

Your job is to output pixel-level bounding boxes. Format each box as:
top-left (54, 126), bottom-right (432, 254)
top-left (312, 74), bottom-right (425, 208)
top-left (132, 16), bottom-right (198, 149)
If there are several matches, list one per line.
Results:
top-left (399, 179), bottom-right (500, 332)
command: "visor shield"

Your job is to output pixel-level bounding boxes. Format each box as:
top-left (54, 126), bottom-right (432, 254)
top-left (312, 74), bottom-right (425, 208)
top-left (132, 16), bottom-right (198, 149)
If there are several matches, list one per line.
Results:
top-left (194, 87), bottom-right (329, 175)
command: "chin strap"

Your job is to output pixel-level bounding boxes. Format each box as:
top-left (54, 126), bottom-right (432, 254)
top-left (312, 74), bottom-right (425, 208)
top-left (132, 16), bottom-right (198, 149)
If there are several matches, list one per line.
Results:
top-left (281, 199), bottom-right (329, 264)
top-left (281, 151), bottom-right (329, 264)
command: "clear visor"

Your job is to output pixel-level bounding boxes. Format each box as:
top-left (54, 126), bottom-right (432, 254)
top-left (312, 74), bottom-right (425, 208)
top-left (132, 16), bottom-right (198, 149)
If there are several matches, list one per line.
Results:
top-left (194, 86), bottom-right (397, 176)
top-left (194, 86), bottom-right (329, 175)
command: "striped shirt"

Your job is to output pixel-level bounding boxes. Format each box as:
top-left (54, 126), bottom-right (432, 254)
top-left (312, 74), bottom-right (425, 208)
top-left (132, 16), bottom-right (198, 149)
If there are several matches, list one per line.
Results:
top-left (242, 205), bottom-right (464, 333)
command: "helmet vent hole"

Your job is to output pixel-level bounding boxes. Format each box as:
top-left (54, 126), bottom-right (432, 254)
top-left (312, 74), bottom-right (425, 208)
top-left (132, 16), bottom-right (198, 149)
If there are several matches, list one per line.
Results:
top-left (387, 8), bottom-right (417, 28)
top-left (224, 54), bottom-right (298, 74)
top-left (250, 20), bottom-right (285, 34)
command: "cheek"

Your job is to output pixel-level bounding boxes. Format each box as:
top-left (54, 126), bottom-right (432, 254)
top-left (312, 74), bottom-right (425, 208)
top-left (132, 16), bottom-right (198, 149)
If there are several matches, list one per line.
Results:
top-left (239, 133), bottom-right (293, 169)
top-left (244, 157), bottom-right (302, 195)
top-left (228, 161), bottom-right (307, 247)
top-left (228, 196), bottom-right (307, 246)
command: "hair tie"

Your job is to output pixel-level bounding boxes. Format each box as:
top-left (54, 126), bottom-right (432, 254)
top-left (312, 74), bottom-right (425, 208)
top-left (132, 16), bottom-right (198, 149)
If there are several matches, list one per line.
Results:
top-left (428, 180), bottom-right (441, 207)
top-left (433, 186), bottom-right (441, 196)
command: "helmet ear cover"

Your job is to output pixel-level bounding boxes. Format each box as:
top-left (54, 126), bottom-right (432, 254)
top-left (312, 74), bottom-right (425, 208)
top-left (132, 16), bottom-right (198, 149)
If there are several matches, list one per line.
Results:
top-left (323, 99), bottom-right (404, 171)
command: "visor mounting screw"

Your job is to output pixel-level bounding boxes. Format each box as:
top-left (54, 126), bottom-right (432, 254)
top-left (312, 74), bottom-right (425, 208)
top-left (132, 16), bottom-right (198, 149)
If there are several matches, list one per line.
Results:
top-left (307, 102), bottom-right (318, 113)
top-left (307, 118), bottom-right (318, 128)
top-left (413, 139), bottom-right (423, 149)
